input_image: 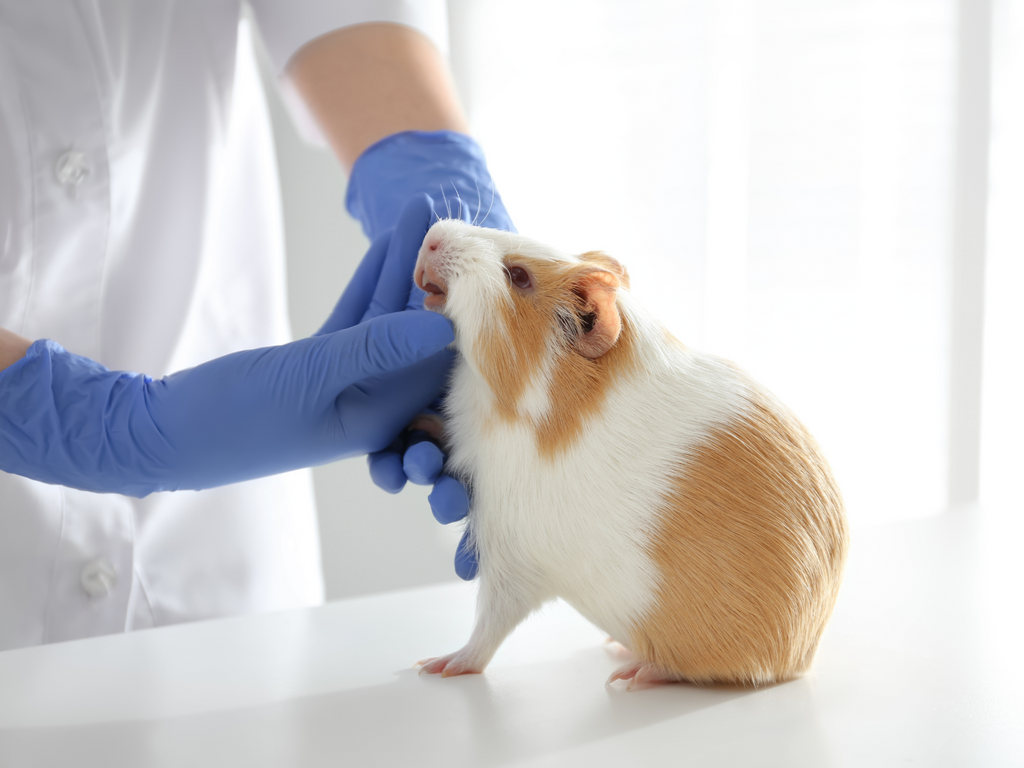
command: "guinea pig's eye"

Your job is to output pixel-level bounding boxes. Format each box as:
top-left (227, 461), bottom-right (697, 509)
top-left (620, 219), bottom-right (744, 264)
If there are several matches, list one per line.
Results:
top-left (506, 265), bottom-right (532, 290)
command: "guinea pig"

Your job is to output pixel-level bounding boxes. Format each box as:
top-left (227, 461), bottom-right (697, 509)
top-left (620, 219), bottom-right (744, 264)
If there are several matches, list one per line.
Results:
top-left (411, 220), bottom-right (848, 687)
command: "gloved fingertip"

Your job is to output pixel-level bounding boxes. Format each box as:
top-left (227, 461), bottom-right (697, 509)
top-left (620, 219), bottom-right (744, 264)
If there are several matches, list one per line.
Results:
top-left (428, 474), bottom-right (470, 524)
top-left (398, 191), bottom-right (439, 228)
top-left (404, 440), bottom-right (445, 485)
top-left (411, 311), bottom-right (456, 348)
top-left (368, 451), bottom-right (408, 494)
top-left (381, 310), bottom-right (455, 353)
top-left (455, 530), bottom-right (479, 581)
top-left (361, 193), bottom-right (441, 321)
top-left (407, 284), bottom-right (427, 312)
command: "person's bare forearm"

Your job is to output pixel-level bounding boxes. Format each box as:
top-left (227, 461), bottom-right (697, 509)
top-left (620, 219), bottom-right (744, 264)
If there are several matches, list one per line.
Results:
top-left (286, 23), bottom-right (469, 172)
top-left (0, 328), bottom-right (32, 373)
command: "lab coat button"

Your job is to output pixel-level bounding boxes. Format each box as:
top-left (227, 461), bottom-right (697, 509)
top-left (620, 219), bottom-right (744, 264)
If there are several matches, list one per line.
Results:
top-left (55, 150), bottom-right (92, 187)
top-left (81, 558), bottom-right (118, 599)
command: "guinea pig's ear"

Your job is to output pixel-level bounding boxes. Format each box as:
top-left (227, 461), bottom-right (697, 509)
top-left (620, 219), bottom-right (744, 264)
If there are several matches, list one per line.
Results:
top-left (579, 252), bottom-right (631, 290)
top-left (571, 268), bottom-right (622, 360)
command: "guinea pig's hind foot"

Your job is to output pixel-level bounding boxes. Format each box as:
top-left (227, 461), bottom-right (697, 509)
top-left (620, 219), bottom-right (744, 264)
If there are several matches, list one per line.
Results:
top-left (606, 661), bottom-right (680, 691)
top-left (416, 650), bottom-right (484, 678)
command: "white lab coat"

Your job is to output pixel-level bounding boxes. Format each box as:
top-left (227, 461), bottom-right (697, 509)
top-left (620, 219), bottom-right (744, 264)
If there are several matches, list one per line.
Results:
top-left (0, 0), bottom-right (446, 651)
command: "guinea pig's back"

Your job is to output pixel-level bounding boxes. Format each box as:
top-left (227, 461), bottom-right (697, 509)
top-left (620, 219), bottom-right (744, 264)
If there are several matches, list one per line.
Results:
top-left (630, 359), bottom-right (848, 686)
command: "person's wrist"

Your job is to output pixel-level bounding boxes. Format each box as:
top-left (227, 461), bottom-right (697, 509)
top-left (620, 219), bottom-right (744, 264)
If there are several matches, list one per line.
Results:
top-left (0, 328), bottom-right (35, 374)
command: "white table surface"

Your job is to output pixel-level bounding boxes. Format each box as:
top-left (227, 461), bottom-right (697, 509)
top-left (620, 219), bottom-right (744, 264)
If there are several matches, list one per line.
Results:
top-left (1, 506), bottom-right (1021, 767)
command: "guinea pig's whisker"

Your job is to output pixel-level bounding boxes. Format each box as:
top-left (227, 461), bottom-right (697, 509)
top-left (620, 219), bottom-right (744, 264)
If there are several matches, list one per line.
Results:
top-left (471, 179), bottom-right (482, 227)
top-left (452, 181), bottom-right (465, 222)
top-left (483, 183), bottom-right (496, 228)
top-left (440, 185), bottom-right (452, 219)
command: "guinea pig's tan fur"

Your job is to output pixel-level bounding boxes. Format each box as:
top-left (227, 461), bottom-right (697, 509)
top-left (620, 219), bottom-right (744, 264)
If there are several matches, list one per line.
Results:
top-left (414, 220), bottom-right (848, 687)
top-left (637, 395), bottom-right (847, 684)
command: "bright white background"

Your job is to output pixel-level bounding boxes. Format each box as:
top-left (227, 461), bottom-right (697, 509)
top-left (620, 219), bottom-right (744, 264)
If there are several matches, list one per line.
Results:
top-left (255, 0), bottom-right (1022, 601)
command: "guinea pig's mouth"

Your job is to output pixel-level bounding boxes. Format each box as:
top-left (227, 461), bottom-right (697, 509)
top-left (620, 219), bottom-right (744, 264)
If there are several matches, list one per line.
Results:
top-left (415, 263), bottom-right (448, 310)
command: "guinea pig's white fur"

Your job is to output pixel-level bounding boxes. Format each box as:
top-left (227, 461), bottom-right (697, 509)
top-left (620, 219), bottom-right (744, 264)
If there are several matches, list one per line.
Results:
top-left (413, 220), bottom-right (848, 687)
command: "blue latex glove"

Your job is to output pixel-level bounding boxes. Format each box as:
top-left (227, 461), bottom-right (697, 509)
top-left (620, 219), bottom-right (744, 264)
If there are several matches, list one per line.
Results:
top-left (345, 132), bottom-right (519, 581)
top-left (346, 130), bottom-right (515, 241)
top-left (0, 201), bottom-right (455, 496)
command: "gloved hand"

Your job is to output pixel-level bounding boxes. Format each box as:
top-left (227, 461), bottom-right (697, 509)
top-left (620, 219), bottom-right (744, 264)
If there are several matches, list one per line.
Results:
top-left (0, 205), bottom-right (455, 497)
top-left (346, 130), bottom-right (515, 241)
top-left (338, 185), bottom-right (483, 579)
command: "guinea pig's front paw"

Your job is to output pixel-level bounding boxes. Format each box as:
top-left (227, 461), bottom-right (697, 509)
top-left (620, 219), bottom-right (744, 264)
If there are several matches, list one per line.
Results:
top-left (416, 649), bottom-right (484, 677)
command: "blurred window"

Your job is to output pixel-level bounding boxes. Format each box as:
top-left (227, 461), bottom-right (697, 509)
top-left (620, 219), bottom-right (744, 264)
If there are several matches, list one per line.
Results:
top-left (449, 0), bottom-right (1018, 524)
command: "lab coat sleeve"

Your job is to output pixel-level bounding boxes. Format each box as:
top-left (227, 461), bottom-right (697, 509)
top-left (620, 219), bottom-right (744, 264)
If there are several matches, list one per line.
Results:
top-left (248, 0), bottom-right (450, 147)
top-left (249, 0), bottom-right (449, 73)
